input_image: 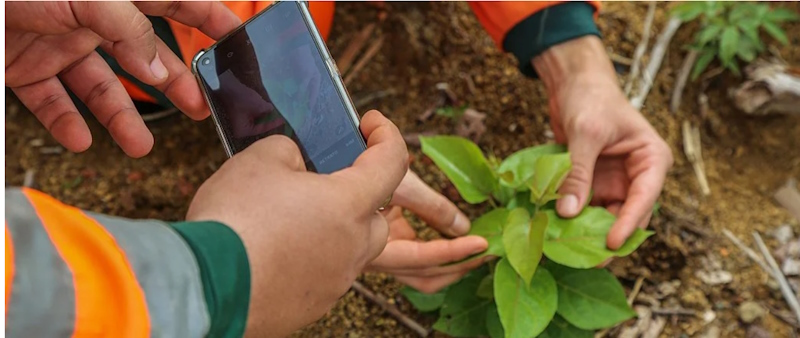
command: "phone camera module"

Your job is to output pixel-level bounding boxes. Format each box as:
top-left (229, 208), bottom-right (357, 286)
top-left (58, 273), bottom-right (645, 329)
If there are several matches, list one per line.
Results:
top-left (202, 58), bottom-right (211, 66)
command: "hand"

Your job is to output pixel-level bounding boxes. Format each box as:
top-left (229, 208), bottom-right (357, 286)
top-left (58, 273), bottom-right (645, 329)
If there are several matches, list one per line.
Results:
top-left (533, 36), bottom-right (674, 250)
top-left (365, 170), bottom-right (489, 294)
top-left (186, 111), bottom-right (408, 337)
top-left (5, 2), bottom-right (241, 157)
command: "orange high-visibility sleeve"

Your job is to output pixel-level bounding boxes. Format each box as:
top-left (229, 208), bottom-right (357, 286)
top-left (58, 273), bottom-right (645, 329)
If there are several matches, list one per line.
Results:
top-left (5, 226), bottom-right (14, 313)
top-left (468, 1), bottom-right (601, 50)
top-left (168, 1), bottom-right (336, 67)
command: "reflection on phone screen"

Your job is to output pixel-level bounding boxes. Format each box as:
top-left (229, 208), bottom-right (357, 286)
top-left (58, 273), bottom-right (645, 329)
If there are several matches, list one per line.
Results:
top-left (198, 1), bottom-right (363, 174)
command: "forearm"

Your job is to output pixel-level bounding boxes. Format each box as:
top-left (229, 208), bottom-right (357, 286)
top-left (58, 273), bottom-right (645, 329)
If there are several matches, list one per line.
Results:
top-left (5, 188), bottom-right (250, 338)
top-left (533, 35), bottom-right (619, 95)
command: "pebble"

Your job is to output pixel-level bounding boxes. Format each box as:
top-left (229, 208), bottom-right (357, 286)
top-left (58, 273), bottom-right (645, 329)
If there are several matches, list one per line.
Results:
top-left (702, 309), bottom-right (717, 323)
top-left (28, 138), bottom-right (44, 147)
top-left (696, 270), bottom-right (733, 285)
top-left (680, 287), bottom-right (710, 309)
top-left (771, 224), bottom-right (794, 244)
top-left (698, 325), bottom-right (721, 338)
top-left (746, 325), bottom-right (771, 338)
top-left (782, 258), bottom-right (800, 276)
top-left (738, 301), bottom-right (766, 324)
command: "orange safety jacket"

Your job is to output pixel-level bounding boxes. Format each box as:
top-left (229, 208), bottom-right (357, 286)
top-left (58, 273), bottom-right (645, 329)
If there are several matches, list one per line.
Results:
top-left (5, 188), bottom-right (250, 337)
top-left (113, 1), bottom-right (601, 108)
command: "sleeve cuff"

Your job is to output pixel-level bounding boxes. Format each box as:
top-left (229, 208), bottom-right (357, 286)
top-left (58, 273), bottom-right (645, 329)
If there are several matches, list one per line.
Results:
top-left (170, 221), bottom-right (250, 338)
top-left (502, 2), bottom-right (602, 78)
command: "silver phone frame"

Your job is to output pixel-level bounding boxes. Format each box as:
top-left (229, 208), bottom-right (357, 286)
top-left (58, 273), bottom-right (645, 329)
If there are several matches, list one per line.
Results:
top-left (190, 0), bottom-right (365, 159)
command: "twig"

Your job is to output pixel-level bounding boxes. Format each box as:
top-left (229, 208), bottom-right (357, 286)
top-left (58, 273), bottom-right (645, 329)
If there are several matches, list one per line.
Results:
top-left (23, 169), bottom-right (35, 188)
top-left (337, 23), bottom-right (377, 75)
top-left (765, 303), bottom-right (800, 329)
top-left (609, 52), bottom-right (634, 66)
top-left (625, 1), bottom-right (657, 96)
top-left (722, 229), bottom-right (774, 278)
top-left (670, 49), bottom-right (699, 113)
top-left (752, 231), bottom-right (800, 325)
top-left (775, 179), bottom-right (800, 224)
top-left (651, 308), bottom-right (696, 316)
top-left (682, 121), bottom-right (711, 196)
top-left (628, 277), bottom-right (645, 306)
top-left (630, 17), bottom-right (683, 110)
top-left (459, 72), bottom-right (478, 95)
top-left (344, 37), bottom-right (384, 86)
top-left (351, 281), bottom-right (429, 337)
top-left (353, 89), bottom-right (397, 109)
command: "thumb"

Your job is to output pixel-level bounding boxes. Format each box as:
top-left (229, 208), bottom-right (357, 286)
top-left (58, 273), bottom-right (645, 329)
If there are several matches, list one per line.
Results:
top-left (72, 2), bottom-right (168, 84)
top-left (557, 133), bottom-right (603, 218)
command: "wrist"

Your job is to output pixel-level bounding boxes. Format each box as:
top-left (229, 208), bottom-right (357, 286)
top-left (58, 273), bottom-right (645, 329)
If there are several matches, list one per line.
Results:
top-left (532, 36), bottom-right (619, 94)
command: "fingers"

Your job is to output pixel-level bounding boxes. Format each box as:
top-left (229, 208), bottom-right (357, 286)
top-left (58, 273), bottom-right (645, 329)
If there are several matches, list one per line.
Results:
top-left (369, 236), bottom-right (487, 270)
top-left (134, 1), bottom-right (241, 41)
top-left (335, 110), bottom-right (408, 211)
top-left (59, 52), bottom-right (153, 158)
top-left (146, 38), bottom-right (210, 120)
top-left (70, 2), bottom-right (167, 85)
top-left (366, 213), bottom-right (390, 264)
top-left (12, 77), bottom-right (92, 153)
top-left (557, 129), bottom-right (605, 218)
top-left (395, 272), bottom-right (472, 294)
top-left (392, 170), bottom-right (471, 237)
top-left (245, 135), bottom-right (307, 172)
top-left (606, 149), bottom-right (670, 250)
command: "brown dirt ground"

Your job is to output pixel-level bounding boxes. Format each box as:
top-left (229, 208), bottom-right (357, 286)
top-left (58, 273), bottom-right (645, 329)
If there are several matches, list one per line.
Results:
top-left (5, 2), bottom-right (800, 337)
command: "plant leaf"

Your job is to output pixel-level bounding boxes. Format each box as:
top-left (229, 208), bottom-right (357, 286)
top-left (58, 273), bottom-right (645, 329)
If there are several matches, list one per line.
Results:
top-left (486, 305), bottom-right (505, 338)
top-left (719, 26), bottom-right (740, 65)
top-left (448, 208), bottom-right (510, 266)
top-left (477, 275), bottom-right (495, 299)
top-left (671, 2), bottom-right (705, 22)
top-left (542, 208), bottom-right (654, 268)
top-left (691, 48), bottom-right (716, 81)
top-left (728, 3), bottom-right (753, 23)
top-left (494, 259), bottom-right (557, 338)
top-left (538, 315), bottom-right (593, 338)
top-left (736, 35), bottom-right (757, 62)
top-left (420, 136), bottom-right (498, 204)
top-left (696, 24), bottom-right (722, 47)
top-left (497, 144), bottom-right (566, 189)
top-left (503, 209), bottom-right (547, 285)
top-left (434, 267), bottom-right (492, 337)
top-left (546, 263), bottom-right (636, 330)
top-left (528, 153), bottom-right (572, 204)
top-left (400, 286), bottom-right (447, 312)
top-left (765, 8), bottom-right (800, 23)
top-left (763, 21), bottom-right (790, 45)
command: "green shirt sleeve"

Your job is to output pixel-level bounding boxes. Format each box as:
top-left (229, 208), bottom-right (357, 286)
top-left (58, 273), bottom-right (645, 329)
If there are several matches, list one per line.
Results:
top-left (170, 221), bottom-right (251, 338)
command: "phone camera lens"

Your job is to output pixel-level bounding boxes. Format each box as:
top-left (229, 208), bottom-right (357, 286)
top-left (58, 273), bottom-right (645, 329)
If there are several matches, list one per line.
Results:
top-left (202, 58), bottom-right (211, 66)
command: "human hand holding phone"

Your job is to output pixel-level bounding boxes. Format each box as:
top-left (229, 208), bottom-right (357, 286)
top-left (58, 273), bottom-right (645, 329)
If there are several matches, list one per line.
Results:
top-left (187, 110), bottom-right (407, 337)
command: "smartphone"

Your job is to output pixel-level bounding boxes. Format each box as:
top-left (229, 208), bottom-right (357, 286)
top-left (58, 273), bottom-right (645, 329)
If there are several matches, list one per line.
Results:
top-left (191, 1), bottom-right (366, 174)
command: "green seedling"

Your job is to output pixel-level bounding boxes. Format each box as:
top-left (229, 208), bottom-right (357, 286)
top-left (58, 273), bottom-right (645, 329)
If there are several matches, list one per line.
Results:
top-left (400, 136), bottom-right (655, 338)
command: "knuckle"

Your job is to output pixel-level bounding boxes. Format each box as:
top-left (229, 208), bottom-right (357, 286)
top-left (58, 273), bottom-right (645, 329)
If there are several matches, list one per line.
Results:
top-left (568, 114), bottom-right (606, 140)
top-left (84, 78), bottom-right (118, 107)
top-left (129, 12), bottom-right (154, 43)
top-left (165, 1), bottom-right (182, 18)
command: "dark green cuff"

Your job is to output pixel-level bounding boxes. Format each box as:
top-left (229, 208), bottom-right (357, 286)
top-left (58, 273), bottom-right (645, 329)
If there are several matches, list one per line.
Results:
top-left (502, 2), bottom-right (601, 78)
top-left (170, 221), bottom-right (250, 338)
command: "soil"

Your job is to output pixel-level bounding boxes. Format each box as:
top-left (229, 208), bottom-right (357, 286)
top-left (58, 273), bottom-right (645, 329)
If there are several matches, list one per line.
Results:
top-left (5, 2), bottom-right (800, 337)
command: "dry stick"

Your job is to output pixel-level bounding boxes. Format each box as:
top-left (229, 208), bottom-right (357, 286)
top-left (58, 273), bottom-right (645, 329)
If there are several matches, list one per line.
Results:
top-left (630, 17), bottom-right (683, 110)
top-left (682, 121), bottom-right (711, 196)
top-left (670, 49), bottom-right (699, 113)
top-left (651, 308), bottom-right (696, 316)
top-left (141, 108), bottom-right (178, 122)
top-left (624, 1), bottom-right (657, 97)
top-left (23, 169), bottom-right (35, 188)
top-left (722, 229), bottom-right (774, 278)
top-left (765, 303), bottom-right (800, 329)
top-left (337, 23), bottom-right (377, 75)
top-left (351, 281), bottom-right (429, 337)
top-left (344, 37), bottom-right (384, 86)
top-left (775, 179), bottom-right (800, 224)
top-left (752, 231), bottom-right (800, 325)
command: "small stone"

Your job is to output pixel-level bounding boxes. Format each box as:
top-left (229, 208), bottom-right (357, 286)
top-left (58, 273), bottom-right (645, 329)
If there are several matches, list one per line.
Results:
top-left (28, 138), bottom-right (44, 147)
top-left (766, 278), bottom-right (781, 291)
top-left (696, 270), bottom-right (733, 285)
top-left (714, 301), bottom-right (730, 310)
top-left (698, 325), bottom-right (721, 338)
top-left (508, 123), bottom-right (517, 132)
top-left (771, 224), bottom-right (794, 244)
top-left (543, 129), bottom-right (554, 139)
top-left (738, 301), bottom-right (766, 324)
top-left (655, 280), bottom-right (681, 299)
top-left (746, 325), bottom-right (771, 338)
top-left (782, 258), bottom-right (800, 276)
top-left (702, 310), bottom-right (717, 323)
top-left (680, 287), bottom-right (710, 309)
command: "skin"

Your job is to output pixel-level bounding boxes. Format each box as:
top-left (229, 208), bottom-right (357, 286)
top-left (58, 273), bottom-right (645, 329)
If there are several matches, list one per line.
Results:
top-left (533, 36), bottom-right (674, 250)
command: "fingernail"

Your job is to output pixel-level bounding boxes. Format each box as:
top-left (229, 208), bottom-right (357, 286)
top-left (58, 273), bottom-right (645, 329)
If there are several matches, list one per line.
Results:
top-left (450, 213), bottom-right (470, 236)
top-left (558, 194), bottom-right (579, 216)
top-left (150, 54), bottom-right (168, 80)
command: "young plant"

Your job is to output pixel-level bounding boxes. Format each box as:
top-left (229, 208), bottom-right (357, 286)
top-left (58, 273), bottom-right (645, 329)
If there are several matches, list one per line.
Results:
top-left (436, 104), bottom-right (469, 120)
top-left (401, 136), bottom-right (654, 338)
top-left (671, 1), bottom-right (799, 80)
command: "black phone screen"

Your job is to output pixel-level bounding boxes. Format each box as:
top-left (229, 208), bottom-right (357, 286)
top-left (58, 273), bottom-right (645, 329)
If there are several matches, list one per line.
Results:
top-left (197, 1), bottom-right (364, 174)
